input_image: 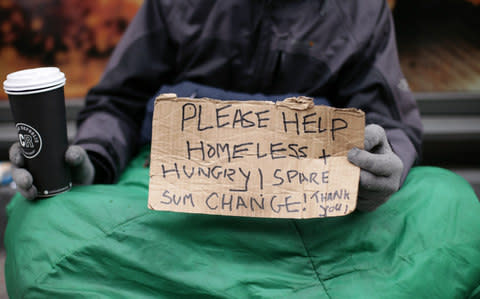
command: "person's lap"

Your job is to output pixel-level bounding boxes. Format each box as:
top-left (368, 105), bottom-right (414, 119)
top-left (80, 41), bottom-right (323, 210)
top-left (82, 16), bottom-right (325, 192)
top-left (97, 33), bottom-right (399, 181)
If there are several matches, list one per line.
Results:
top-left (4, 148), bottom-right (480, 298)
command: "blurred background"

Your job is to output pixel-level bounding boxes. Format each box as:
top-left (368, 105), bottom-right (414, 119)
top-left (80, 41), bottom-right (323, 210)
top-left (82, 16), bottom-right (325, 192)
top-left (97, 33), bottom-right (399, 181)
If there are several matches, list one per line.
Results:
top-left (0, 0), bottom-right (479, 297)
top-left (0, 0), bottom-right (140, 100)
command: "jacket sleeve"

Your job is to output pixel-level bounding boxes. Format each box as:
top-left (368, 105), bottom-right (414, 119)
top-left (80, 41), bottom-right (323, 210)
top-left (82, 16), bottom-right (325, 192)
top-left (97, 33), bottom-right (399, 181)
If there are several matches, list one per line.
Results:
top-left (74, 0), bottom-right (174, 183)
top-left (335, 1), bottom-right (423, 184)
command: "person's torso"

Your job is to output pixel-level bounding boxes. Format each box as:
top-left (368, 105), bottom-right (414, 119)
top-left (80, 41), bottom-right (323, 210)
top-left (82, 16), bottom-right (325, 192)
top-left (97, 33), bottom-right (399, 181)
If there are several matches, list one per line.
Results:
top-left (159, 0), bottom-right (379, 102)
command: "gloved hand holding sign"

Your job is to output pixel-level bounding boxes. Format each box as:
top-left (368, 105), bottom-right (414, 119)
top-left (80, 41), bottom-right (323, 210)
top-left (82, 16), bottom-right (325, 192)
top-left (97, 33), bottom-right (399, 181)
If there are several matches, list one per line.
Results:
top-left (348, 124), bottom-right (404, 212)
top-left (9, 143), bottom-right (95, 200)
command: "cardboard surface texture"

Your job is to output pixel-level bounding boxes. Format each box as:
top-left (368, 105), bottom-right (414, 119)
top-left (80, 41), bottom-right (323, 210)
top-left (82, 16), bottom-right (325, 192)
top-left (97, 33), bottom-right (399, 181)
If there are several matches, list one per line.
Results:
top-left (148, 94), bottom-right (365, 218)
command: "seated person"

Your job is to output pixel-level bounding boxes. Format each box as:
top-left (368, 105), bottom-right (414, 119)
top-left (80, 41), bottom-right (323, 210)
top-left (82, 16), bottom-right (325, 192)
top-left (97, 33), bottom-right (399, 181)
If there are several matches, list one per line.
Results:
top-left (6, 0), bottom-right (480, 298)
top-left (13, 0), bottom-right (422, 210)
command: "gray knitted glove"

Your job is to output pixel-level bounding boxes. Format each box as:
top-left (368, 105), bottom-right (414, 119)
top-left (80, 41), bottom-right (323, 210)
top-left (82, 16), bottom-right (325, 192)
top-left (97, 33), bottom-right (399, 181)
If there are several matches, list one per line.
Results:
top-left (9, 143), bottom-right (95, 200)
top-left (347, 124), bottom-right (403, 212)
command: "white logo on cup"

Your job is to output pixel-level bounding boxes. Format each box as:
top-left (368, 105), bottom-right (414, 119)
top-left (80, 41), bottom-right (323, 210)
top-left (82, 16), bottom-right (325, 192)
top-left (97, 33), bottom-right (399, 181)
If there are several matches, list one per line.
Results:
top-left (16, 123), bottom-right (42, 159)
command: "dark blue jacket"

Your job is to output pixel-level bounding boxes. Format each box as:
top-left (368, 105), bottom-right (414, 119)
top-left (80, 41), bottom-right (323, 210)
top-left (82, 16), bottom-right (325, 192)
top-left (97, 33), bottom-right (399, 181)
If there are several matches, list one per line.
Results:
top-left (75, 0), bottom-right (423, 184)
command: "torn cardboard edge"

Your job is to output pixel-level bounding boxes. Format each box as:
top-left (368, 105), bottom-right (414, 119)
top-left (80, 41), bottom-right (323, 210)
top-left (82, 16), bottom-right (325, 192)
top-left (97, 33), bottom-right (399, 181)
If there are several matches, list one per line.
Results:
top-left (148, 94), bottom-right (365, 219)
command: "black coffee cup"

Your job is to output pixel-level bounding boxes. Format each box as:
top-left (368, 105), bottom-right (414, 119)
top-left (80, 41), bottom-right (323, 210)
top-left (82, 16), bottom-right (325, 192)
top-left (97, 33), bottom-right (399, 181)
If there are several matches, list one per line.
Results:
top-left (3, 67), bottom-right (72, 198)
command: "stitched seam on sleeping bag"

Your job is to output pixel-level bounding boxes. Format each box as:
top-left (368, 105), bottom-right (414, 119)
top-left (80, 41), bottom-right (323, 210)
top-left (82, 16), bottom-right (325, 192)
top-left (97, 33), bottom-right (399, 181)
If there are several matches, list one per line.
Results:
top-left (27, 210), bottom-right (154, 296)
top-left (28, 211), bottom-right (239, 299)
top-left (290, 219), bottom-right (332, 299)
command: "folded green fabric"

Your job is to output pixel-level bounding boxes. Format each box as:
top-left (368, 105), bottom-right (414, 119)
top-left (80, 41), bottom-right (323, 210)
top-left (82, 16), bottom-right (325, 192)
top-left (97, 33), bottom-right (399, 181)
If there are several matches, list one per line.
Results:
top-left (4, 148), bottom-right (480, 298)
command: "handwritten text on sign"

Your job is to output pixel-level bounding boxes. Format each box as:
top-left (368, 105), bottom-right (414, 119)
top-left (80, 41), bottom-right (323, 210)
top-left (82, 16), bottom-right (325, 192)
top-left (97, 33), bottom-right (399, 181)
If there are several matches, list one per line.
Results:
top-left (148, 94), bottom-right (365, 218)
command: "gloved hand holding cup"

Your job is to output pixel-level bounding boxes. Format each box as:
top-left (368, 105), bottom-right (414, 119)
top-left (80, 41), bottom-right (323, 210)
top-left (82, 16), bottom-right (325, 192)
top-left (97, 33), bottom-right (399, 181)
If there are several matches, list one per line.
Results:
top-left (3, 67), bottom-right (72, 198)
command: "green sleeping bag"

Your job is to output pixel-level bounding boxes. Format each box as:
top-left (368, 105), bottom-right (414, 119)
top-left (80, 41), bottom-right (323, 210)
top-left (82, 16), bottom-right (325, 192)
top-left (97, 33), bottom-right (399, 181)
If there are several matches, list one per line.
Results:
top-left (4, 148), bottom-right (480, 298)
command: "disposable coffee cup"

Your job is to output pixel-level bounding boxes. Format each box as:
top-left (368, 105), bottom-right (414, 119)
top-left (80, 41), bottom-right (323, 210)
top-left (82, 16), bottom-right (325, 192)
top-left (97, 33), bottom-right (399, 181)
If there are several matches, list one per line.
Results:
top-left (3, 67), bottom-right (72, 198)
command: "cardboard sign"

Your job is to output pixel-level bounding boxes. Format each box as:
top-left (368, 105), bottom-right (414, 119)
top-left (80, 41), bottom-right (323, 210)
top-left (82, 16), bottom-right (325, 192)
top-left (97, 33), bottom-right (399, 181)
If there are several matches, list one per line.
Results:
top-left (148, 94), bottom-right (365, 219)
